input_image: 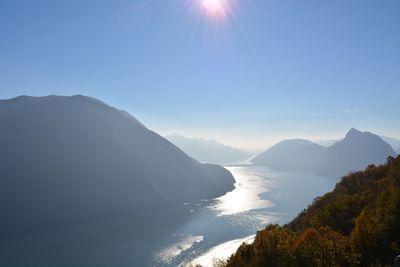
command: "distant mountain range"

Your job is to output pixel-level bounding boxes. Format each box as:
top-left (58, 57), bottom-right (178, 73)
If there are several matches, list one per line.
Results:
top-left (0, 95), bottom-right (235, 239)
top-left (165, 134), bottom-right (252, 165)
top-left (252, 128), bottom-right (397, 177)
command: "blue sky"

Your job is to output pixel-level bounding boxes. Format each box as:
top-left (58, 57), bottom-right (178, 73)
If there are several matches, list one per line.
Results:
top-left (1, 0), bottom-right (399, 148)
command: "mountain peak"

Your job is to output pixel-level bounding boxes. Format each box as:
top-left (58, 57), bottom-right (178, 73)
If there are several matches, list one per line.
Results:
top-left (278, 139), bottom-right (316, 145)
top-left (343, 128), bottom-right (386, 144)
top-left (346, 128), bottom-right (363, 137)
top-left (68, 94), bottom-right (108, 106)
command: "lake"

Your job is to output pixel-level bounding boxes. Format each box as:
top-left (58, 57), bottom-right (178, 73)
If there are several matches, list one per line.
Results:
top-left (0, 166), bottom-right (338, 267)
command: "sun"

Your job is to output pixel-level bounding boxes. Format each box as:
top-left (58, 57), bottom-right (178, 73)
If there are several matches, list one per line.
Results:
top-left (201, 0), bottom-right (228, 17)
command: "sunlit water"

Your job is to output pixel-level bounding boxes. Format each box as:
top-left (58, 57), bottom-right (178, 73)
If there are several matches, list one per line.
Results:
top-left (155, 166), bottom-right (338, 266)
top-left (189, 235), bottom-right (256, 267)
top-left (211, 167), bottom-right (274, 215)
top-left (0, 166), bottom-right (338, 267)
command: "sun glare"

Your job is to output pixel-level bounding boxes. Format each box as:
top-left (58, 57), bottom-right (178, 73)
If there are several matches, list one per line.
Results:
top-left (201, 0), bottom-right (228, 18)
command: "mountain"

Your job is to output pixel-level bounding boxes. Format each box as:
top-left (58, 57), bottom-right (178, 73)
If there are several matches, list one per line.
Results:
top-left (381, 135), bottom-right (400, 152)
top-left (322, 128), bottom-right (397, 177)
top-left (0, 95), bottom-right (235, 239)
top-left (251, 139), bottom-right (326, 172)
top-left (252, 128), bottom-right (396, 177)
top-left (165, 134), bottom-right (252, 165)
top-left (225, 156), bottom-right (400, 267)
top-left (317, 135), bottom-right (400, 152)
top-left (314, 138), bottom-right (341, 147)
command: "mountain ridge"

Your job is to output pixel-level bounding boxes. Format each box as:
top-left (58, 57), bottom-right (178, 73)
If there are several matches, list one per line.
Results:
top-left (0, 95), bottom-right (235, 239)
top-left (316, 134), bottom-right (400, 152)
top-left (166, 133), bottom-right (252, 165)
top-left (252, 128), bottom-right (396, 177)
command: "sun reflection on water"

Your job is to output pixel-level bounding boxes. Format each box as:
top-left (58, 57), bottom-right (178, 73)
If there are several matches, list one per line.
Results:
top-left (211, 166), bottom-right (274, 216)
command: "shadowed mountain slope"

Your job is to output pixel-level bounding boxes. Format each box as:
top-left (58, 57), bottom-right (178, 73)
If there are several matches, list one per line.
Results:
top-left (0, 95), bottom-right (235, 239)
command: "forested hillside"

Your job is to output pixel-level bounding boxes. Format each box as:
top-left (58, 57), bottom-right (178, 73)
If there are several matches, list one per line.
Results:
top-left (224, 156), bottom-right (400, 267)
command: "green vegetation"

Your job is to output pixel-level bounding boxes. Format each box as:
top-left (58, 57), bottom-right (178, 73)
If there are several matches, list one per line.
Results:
top-left (224, 156), bottom-right (400, 267)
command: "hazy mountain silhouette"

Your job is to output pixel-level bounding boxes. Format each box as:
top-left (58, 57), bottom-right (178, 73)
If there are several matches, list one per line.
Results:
top-left (0, 95), bottom-right (235, 239)
top-left (166, 134), bottom-right (252, 165)
top-left (252, 128), bottom-right (396, 177)
top-left (322, 128), bottom-right (397, 177)
top-left (251, 139), bottom-right (326, 172)
top-left (315, 138), bottom-right (341, 147)
top-left (380, 135), bottom-right (400, 152)
top-left (316, 135), bottom-right (400, 152)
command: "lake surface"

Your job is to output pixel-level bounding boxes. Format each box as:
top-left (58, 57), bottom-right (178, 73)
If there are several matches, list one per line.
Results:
top-left (0, 166), bottom-right (338, 267)
top-left (156, 166), bottom-right (338, 266)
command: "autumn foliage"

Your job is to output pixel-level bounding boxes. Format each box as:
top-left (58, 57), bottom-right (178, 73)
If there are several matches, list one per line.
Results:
top-left (225, 156), bottom-right (400, 267)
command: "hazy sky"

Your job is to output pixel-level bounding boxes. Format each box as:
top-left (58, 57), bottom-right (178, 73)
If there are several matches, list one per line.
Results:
top-left (1, 0), bottom-right (399, 149)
